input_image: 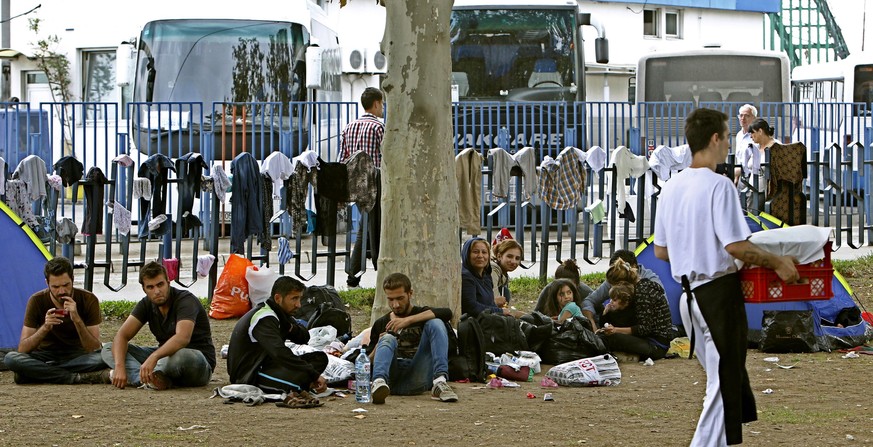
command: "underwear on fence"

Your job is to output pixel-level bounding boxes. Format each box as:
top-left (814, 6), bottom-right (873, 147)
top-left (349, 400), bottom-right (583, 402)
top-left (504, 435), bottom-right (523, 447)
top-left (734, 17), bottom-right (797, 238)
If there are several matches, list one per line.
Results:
top-left (197, 254), bottom-right (216, 277)
top-left (162, 258), bottom-right (180, 282)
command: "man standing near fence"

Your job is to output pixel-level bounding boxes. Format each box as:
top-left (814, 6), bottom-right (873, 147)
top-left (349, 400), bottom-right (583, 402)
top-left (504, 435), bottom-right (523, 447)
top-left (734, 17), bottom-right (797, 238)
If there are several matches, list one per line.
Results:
top-left (341, 87), bottom-right (385, 288)
top-left (4, 257), bottom-right (110, 384)
top-left (654, 108), bottom-right (798, 446)
top-left (733, 104), bottom-right (757, 188)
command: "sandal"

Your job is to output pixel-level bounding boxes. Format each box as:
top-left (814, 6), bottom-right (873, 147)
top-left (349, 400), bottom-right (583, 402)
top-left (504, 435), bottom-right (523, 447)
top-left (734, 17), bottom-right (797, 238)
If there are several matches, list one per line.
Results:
top-left (275, 390), bottom-right (323, 409)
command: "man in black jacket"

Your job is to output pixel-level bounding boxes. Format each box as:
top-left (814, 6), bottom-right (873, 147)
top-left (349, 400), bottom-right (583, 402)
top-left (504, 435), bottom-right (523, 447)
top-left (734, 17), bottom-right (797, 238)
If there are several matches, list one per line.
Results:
top-left (227, 276), bottom-right (328, 407)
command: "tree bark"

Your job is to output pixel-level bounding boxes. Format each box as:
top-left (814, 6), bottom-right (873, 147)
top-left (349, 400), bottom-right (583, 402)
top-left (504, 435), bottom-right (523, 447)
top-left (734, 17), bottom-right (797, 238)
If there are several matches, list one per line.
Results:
top-left (371, 0), bottom-right (460, 324)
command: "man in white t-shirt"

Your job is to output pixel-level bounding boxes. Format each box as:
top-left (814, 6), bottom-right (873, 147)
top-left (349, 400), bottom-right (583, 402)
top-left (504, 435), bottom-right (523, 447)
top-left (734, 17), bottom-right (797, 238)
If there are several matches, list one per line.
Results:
top-left (653, 108), bottom-right (799, 447)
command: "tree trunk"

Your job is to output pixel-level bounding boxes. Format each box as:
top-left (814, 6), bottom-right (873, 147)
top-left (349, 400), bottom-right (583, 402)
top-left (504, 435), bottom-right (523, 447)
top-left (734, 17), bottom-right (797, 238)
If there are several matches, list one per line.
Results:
top-left (371, 0), bottom-right (460, 324)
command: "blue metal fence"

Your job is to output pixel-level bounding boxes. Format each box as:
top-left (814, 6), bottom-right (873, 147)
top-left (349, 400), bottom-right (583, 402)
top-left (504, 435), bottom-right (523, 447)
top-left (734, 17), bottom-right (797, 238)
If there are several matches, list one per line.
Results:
top-left (2, 99), bottom-right (871, 289)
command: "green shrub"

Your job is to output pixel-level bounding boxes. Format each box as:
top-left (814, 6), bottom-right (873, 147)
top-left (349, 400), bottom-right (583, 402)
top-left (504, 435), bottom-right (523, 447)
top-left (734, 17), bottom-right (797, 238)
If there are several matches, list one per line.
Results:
top-left (340, 288), bottom-right (376, 310)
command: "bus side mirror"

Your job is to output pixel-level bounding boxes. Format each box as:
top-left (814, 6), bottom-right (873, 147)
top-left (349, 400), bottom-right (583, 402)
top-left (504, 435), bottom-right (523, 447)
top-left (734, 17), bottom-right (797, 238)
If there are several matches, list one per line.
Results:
top-left (628, 77), bottom-right (636, 105)
top-left (595, 38), bottom-right (608, 64)
top-left (115, 41), bottom-right (135, 87)
top-left (305, 45), bottom-right (323, 89)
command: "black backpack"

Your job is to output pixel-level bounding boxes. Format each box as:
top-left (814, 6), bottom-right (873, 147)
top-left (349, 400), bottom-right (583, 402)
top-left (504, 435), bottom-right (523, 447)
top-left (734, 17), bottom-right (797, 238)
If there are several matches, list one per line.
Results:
top-left (308, 303), bottom-right (353, 342)
top-left (298, 285), bottom-right (344, 322)
top-left (448, 314), bottom-right (487, 383)
top-left (476, 311), bottom-right (528, 356)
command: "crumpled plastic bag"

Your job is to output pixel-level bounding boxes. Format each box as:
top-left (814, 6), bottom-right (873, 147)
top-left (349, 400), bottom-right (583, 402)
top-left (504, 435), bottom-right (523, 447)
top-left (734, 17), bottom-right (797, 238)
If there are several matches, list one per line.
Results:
top-left (308, 326), bottom-right (338, 350)
top-left (210, 384), bottom-right (283, 406)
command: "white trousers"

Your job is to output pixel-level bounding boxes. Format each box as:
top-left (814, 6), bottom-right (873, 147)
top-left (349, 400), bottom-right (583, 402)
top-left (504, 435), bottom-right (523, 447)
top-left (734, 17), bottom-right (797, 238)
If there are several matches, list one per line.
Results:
top-left (680, 293), bottom-right (728, 447)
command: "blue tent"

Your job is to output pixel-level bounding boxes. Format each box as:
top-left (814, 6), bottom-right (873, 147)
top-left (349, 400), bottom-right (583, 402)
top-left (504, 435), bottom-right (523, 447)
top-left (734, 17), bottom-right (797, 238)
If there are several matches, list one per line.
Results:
top-left (0, 200), bottom-right (51, 348)
top-left (635, 212), bottom-right (869, 351)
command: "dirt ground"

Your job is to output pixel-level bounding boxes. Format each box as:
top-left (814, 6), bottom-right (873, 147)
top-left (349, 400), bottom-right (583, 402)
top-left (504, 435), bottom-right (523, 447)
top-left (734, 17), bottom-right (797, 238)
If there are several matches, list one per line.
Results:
top-left (2, 291), bottom-right (873, 446)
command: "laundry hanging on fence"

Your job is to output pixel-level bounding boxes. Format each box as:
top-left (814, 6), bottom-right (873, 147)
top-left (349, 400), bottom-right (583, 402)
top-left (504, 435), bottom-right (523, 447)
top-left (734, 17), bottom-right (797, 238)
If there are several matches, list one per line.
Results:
top-left (80, 167), bottom-right (110, 236)
top-left (456, 147), bottom-right (482, 236)
top-left (537, 147), bottom-right (586, 210)
top-left (488, 146), bottom-right (538, 200)
top-left (13, 155), bottom-right (48, 201)
top-left (261, 151), bottom-right (293, 199)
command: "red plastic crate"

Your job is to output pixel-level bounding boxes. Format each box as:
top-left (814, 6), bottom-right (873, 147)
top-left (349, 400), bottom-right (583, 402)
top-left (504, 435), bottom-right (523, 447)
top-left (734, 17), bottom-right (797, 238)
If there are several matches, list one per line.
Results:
top-left (739, 241), bottom-right (833, 303)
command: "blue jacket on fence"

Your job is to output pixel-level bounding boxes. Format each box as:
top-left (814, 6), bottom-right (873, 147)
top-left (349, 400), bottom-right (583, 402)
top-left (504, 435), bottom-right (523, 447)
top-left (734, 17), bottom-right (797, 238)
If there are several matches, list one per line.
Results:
top-left (230, 152), bottom-right (264, 254)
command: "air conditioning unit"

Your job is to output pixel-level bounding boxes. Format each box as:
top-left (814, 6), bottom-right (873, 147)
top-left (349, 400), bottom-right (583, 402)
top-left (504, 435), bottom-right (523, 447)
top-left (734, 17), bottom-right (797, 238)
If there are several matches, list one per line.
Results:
top-left (342, 46), bottom-right (387, 74)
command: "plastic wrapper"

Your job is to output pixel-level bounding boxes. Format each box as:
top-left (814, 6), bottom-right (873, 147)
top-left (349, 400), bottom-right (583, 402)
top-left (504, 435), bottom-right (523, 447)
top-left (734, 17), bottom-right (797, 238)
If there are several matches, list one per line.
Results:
top-left (545, 354), bottom-right (621, 387)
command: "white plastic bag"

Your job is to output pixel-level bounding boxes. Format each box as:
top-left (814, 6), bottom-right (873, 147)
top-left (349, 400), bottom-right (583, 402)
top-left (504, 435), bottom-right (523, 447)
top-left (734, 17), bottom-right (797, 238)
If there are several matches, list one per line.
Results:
top-left (308, 326), bottom-right (338, 350)
top-left (545, 354), bottom-right (622, 387)
top-left (245, 265), bottom-right (279, 305)
top-left (322, 355), bottom-right (355, 384)
top-left (501, 351), bottom-right (542, 374)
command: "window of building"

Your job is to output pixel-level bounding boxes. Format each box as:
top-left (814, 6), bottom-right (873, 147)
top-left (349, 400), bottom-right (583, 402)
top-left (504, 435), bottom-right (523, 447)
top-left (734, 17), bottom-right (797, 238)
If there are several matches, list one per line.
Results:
top-left (82, 49), bottom-right (119, 121)
top-left (665, 10), bottom-right (681, 38)
top-left (643, 9), bottom-right (659, 37)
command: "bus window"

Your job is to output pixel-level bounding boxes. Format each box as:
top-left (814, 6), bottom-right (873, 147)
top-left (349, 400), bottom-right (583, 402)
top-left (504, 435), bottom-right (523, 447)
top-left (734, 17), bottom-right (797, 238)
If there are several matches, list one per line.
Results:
top-left (854, 65), bottom-right (873, 113)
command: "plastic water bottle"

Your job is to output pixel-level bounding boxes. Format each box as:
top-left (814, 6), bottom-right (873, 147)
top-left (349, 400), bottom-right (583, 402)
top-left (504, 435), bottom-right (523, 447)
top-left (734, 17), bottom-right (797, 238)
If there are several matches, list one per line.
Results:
top-left (355, 346), bottom-right (371, 403)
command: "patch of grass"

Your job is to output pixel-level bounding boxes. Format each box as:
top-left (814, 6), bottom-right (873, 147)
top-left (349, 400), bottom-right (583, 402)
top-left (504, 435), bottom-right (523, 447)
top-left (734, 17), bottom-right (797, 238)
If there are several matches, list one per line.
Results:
top-left (509, 276), bottom-right (547, 300)
top-left (581, 272), bottom-right (605, 290)
top-left (340, 288), bottom-right (375, 311)
top-left (101, 297), bottom-right (210, 320)
top-left (833, 252), bottom-right (873, 277)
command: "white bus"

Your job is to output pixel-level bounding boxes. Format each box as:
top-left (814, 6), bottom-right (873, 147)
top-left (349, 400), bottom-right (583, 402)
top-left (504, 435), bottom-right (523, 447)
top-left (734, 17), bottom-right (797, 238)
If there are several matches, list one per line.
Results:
top-left (120, 0), bottom-right (363, 161)
top-left (791, 54), bottom-right (873, 149)
top-left (636, 47), bottom-right (791, 105)
top-left (634, 47), bottom-right (791, 150)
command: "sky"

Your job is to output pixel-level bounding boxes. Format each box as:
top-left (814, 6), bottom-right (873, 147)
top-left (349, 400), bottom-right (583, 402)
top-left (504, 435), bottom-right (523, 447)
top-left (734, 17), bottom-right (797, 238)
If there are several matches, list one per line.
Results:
top-left (826, 0), bottom-right (871, 55)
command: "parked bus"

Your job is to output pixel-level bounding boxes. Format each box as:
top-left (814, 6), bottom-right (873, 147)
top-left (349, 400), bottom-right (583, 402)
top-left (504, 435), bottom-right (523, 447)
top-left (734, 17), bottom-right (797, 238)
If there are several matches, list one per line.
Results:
top-left (636, 47), bottom-right (791, 105)
top-left (634, 47), bottom-right (791, 150)
top-left (120, 0), bottom-right (354, 161)
top-left (449, 0), bottom-right (609, 152)
top-left (791, 53), bottom-right (873, 150)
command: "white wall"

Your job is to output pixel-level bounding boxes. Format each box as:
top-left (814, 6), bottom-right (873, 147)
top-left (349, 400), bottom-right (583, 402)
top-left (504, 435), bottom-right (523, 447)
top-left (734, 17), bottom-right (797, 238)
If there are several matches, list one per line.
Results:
top-left (579, 2), bottom-right (766, 101)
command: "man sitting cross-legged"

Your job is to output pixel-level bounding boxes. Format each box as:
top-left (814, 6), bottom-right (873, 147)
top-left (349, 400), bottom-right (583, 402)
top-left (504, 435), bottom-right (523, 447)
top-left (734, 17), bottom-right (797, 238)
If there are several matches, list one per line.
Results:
top-left (369, 272), bottom-right (458, 404)
top-left (4, 257), bottom-right (110, 384)
top-left (227, 276), bottom-right (328, 408)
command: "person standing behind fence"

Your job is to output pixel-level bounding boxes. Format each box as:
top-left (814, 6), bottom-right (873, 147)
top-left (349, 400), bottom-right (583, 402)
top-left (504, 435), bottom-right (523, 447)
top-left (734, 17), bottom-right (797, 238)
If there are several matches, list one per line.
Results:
top-left (341, 87), bottom-right (385, 288)
top-left (733, 104), bottom-right (757, 191)
top-left (746, 118), bottom-right (781, 212)
top-left (654, 108), bottom-right (798, 446)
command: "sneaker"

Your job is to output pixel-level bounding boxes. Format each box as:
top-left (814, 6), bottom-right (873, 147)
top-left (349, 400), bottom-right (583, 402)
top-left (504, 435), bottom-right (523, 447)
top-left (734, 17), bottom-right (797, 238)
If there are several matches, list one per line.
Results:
top-left (431, 381), bottom-right (458, 403)
top-left (371, 378), bottom-right (390, 405)
top-left (346, 276), bottom-right (361, 288)
top-left (76, 369), bottom-right (111, 384)
top-left (145, 371), bottom-right (173, 391)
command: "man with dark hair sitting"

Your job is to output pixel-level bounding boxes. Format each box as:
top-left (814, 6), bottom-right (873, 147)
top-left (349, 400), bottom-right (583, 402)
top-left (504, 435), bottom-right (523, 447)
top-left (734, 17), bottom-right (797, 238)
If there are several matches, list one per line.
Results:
top-left (103, 261), bottom-right (215, 390)
top-left (4, 256), bottom-right (110, 384)
top-left (368, 272), bottom-right (458, 405)
top-left (227, 276), bottom-right (328, 408)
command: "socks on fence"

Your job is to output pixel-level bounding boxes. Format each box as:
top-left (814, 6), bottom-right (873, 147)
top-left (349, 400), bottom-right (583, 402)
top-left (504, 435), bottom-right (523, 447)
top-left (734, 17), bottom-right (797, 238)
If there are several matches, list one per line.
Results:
top-left (277, 237), bottom-right (294, 264)
top-left (196, 254), bottom-right (215, 277)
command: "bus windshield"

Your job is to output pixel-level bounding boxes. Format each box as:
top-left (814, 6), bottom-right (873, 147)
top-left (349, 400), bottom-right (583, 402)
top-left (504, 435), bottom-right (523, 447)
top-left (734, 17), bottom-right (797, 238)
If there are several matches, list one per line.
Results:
top-left (449, 8), bottom-right (576, 100)
top-left (854, 64), bottom-right (873, 109)
top-left (134, 19), bottom-right (308, 107)
top-left (643, 55), bottom-right (785, 104)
